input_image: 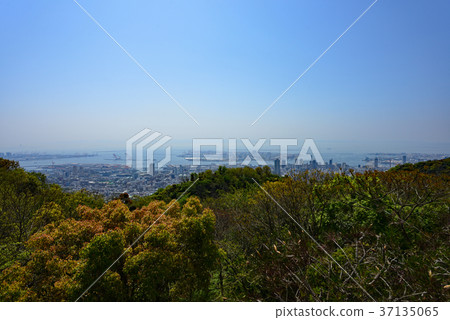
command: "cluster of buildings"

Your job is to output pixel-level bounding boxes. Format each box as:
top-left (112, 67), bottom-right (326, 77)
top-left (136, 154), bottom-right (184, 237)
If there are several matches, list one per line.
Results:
top-left (363, 153), bottom-right (435, 169)
top-left (41, 163), bottom-right (220, 199)
top-left (2, 151), bottom-right (447, 199)
top-left (273, 153), bottom-right (449, 176)
top-left (273, 158), bottom-right (353, 176)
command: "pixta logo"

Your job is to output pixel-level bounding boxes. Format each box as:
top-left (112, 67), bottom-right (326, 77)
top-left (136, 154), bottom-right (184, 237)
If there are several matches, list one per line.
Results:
top-left (126, 128), bottom-right (172, 175)
top-left (127, 129), bottom-right (324, 175)
top-left (192, 138), bottom-right (324, 166)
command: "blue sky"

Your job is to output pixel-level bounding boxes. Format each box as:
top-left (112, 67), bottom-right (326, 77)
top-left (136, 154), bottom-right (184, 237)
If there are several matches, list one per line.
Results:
top-left (0, 0), bottom-right (449, 152)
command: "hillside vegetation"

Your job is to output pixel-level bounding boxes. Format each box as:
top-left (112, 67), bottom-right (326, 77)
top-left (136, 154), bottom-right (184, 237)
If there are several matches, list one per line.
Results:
top-left (390, 158), bottom-right (450, 176)
top-left (0, 158), bottom-right (449, 301)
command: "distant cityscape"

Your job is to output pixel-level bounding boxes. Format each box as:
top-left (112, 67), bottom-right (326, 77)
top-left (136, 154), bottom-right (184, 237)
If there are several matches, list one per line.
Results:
top-left (1, 151), bottom-right (448, 199)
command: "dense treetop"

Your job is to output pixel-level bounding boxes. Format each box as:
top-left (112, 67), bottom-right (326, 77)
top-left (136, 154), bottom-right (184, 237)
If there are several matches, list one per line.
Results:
top-left (390, 157), bottom-right (450, 176)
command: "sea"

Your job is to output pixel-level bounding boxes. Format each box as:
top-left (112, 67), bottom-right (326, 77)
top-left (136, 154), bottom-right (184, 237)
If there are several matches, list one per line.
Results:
top-left (4, 140), bottom-right (449, 171)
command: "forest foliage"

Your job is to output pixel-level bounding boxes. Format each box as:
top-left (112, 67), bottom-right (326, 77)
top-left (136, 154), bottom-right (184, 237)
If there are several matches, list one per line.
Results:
top-left (390, 157), bottom-right (450, 177)
top-left (0, 158), bottom-right (449, 301)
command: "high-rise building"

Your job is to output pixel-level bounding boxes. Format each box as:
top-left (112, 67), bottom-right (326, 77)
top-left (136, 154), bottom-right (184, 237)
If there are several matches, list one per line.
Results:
top-left (402, 155), bottom-right (407, 164)
top-left (374, 157), bottom-right (379, 168)
top-left (147, 162), bottom-right (155, 175)
top-left (274, 158), bottom-right (281, 176)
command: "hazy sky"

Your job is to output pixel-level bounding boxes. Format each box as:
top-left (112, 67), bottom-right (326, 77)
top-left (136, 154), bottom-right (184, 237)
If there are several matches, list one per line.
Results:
top-left (1, 0), bottom-right (449, 152)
